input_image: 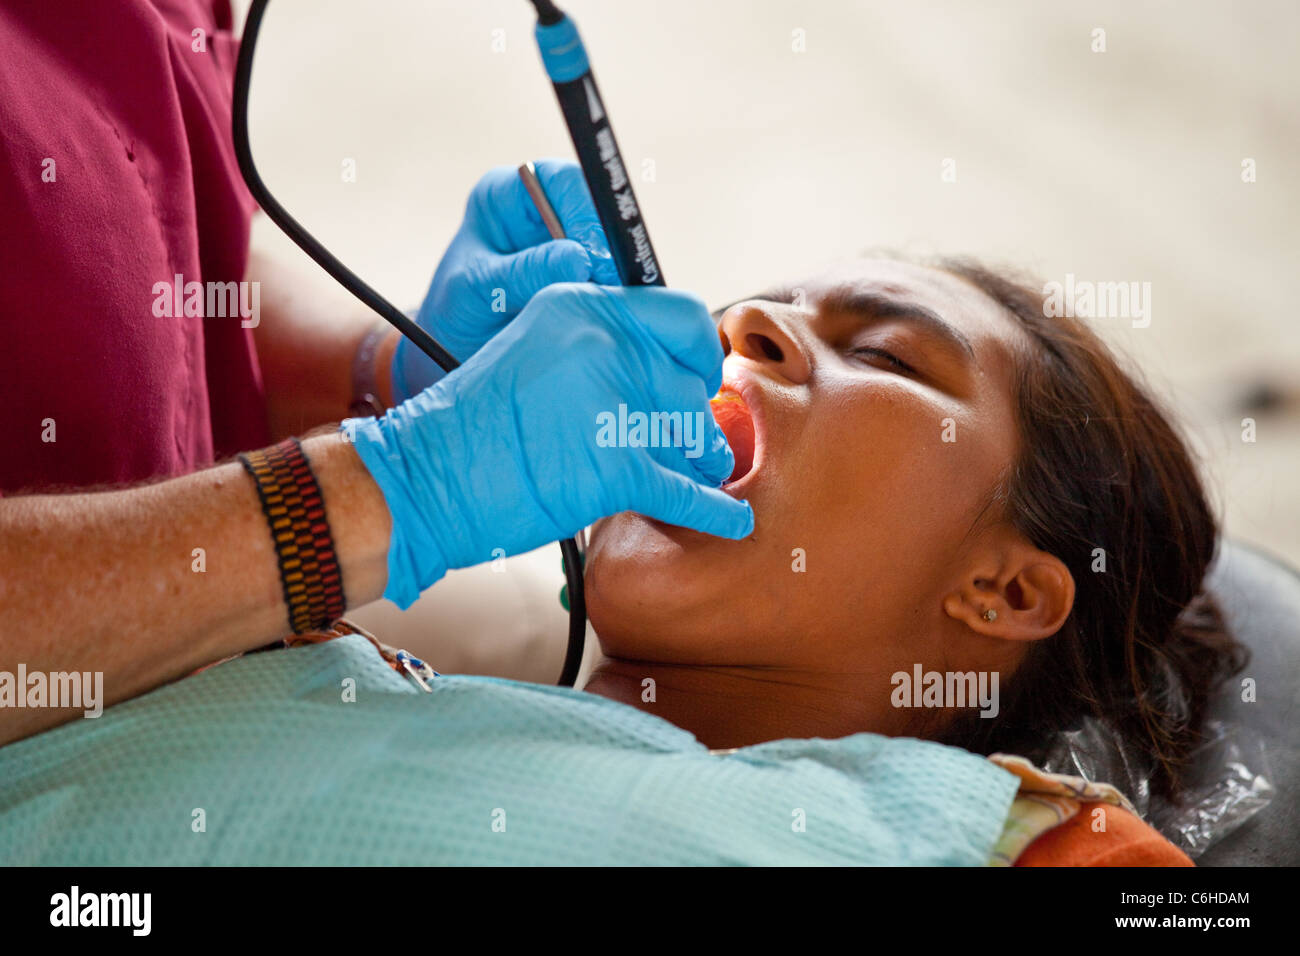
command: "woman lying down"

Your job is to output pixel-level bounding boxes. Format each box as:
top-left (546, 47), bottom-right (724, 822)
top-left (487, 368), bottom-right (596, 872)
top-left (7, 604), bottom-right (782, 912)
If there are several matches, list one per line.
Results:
top-left (0, 256), bottom-right (1244, 866)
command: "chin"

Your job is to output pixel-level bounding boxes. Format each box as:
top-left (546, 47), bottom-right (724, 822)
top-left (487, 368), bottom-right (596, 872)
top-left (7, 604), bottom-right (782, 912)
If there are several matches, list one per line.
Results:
top-left (585, 513), bottom-right (691, 617)
top-left (583, 512), bottom-right (732, 656)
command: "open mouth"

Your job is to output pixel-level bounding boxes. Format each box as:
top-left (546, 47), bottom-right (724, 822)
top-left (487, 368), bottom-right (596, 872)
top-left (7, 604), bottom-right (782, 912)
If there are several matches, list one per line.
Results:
top-left (709, 388), bottom-right (756, 484)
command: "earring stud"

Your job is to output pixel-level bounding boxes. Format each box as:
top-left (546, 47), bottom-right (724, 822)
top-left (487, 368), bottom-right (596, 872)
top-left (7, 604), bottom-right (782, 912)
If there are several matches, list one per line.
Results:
top-left (982, 609), bottom-right (998, 622)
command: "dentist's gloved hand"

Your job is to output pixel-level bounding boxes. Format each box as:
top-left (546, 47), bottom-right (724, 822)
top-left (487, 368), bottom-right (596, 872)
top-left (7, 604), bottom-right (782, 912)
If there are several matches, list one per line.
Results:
top-left (393, 159), bottom-right (619, 402)
top-left (348, 283), bottom-right (753, 610)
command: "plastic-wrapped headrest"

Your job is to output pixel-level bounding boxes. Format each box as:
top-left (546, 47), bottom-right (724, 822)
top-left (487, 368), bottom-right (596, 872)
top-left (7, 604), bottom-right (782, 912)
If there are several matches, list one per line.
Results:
top-left (1039, 715), bottom-right (1273, 858)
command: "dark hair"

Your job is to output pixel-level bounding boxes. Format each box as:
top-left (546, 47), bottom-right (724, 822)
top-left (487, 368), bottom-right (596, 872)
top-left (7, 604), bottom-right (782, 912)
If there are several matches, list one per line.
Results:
top-left (931, 257), bottom-right (1248, 803)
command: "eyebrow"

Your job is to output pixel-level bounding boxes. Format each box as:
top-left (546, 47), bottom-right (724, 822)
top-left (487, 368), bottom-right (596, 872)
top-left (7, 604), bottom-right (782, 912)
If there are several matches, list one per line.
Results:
top-left (715, 286), bottom-right (977, 360)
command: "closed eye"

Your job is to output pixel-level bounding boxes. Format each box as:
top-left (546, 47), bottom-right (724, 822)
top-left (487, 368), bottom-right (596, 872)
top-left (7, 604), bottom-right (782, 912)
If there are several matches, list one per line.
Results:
top-left (850, 346), bottom-right (918, 375)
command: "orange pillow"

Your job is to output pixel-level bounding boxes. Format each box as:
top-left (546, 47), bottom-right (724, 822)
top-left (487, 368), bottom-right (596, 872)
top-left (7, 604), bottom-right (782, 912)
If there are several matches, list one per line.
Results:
top-left (1016, 801), bottom-right (1193, 866)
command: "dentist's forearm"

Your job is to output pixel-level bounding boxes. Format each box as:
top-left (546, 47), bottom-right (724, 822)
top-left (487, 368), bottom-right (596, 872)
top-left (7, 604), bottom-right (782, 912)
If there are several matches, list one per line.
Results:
top-left (0, 432), bottom-right (391, 746)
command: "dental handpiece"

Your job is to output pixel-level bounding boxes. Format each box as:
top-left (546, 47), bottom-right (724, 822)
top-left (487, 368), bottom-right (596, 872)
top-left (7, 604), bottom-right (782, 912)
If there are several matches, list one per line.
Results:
top-left (529, 1), bottom-right (665, 288)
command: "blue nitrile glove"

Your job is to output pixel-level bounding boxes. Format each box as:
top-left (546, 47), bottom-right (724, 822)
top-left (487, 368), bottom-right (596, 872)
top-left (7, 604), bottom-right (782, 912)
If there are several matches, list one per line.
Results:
top-left (347, 282), bottom-right (753, 610)
top-left (393, 159), bottom-right (619, 401)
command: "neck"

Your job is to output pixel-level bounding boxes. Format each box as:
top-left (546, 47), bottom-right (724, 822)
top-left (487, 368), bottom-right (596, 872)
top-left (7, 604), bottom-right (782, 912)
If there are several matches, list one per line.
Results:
top-left (581, 654), bottom-right (896, 749)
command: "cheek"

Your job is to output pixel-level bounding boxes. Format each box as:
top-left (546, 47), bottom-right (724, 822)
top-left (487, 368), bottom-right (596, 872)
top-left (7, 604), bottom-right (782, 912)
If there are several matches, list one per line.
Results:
top-left (784, 389), bottom-right (985, 587)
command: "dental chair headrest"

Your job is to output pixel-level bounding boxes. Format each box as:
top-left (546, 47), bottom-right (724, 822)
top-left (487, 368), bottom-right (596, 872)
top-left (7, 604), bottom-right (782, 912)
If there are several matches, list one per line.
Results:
top-left (1196, 539), bottom-right (1300, 866)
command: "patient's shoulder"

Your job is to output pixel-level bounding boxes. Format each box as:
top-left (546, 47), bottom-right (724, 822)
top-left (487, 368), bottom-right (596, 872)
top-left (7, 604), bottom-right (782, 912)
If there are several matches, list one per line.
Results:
top-left (1016, 802), bottom-right (1193, 867)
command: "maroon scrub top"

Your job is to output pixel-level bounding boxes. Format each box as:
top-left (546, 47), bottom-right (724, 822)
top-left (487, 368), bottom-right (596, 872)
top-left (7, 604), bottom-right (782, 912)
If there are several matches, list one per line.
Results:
top-left (0, 0), bottom-right (270, 496)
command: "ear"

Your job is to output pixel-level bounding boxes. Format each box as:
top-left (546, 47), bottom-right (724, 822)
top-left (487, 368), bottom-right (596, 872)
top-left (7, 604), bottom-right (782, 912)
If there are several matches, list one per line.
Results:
top-left (942, 538), bottom-right (1075, 642)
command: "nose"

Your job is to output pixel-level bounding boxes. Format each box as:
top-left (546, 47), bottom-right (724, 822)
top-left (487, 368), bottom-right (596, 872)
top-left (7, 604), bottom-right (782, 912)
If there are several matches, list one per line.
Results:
top-left (718, 302), bottom-right (811, 384)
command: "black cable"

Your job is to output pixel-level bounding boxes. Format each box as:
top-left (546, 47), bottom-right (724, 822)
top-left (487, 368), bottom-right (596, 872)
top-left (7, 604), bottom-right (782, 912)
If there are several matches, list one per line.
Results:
top-left (233, 1), bottom-right (458, 374)
top-left (557, 538), bottom-right (586, 686)
top-left (232, 0), bottom-right (588, 687)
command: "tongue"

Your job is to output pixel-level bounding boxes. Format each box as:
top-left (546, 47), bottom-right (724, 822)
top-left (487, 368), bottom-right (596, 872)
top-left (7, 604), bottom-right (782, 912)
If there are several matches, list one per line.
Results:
top-left (710, 392), bottom-right (755, 483)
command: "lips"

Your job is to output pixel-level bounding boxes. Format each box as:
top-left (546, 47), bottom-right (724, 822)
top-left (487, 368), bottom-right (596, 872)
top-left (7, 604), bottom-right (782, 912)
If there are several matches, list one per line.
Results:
top-left (710, 387), bottom-right (756, 484)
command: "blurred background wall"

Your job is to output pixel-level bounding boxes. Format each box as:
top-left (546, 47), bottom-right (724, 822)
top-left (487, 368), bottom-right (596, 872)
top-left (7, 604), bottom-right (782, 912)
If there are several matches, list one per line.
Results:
top-left (231, 0), bottom-right (1299, 676)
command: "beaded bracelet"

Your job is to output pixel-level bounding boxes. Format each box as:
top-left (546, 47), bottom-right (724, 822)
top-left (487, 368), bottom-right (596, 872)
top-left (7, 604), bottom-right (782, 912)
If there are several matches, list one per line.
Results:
top-left (238, 437), bottom-right (346, 634)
